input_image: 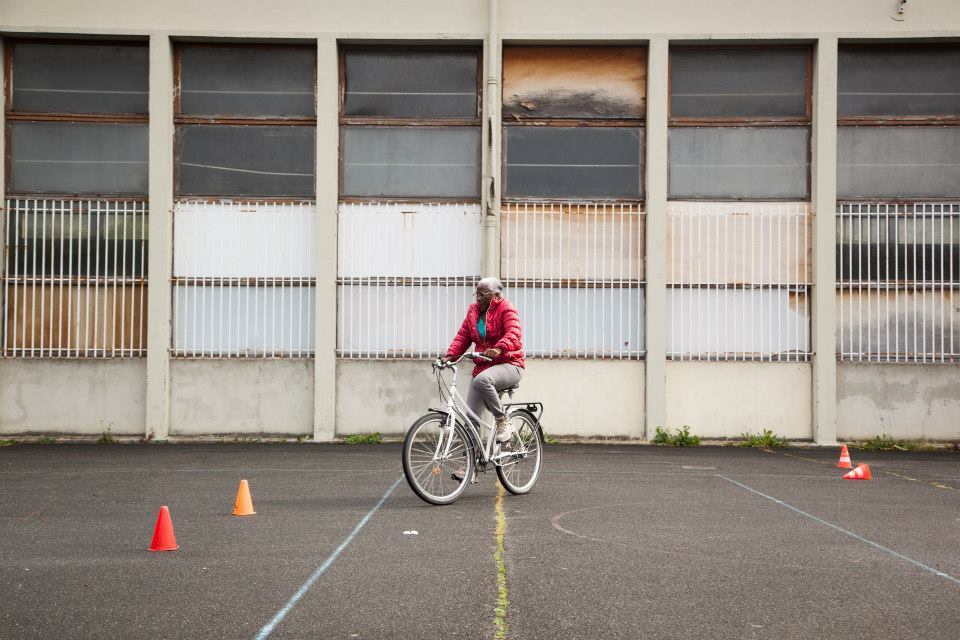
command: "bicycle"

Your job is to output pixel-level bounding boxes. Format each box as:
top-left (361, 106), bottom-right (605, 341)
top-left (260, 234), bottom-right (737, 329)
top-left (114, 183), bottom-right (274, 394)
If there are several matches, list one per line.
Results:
top-left (402, 352), bottom-right (545, 505)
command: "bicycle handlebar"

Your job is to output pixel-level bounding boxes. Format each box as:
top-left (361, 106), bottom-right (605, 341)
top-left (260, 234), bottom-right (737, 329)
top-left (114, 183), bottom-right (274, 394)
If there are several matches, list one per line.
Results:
top-left (433, 351), bottom-right (491, 370)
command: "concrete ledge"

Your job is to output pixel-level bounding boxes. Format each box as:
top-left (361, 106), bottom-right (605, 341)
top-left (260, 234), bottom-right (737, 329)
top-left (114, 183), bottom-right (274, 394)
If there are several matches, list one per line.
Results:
top-left (838, 363), bottom-right (960, 441)
top-left (0, 359), bottom-right (146, 435)
top-left (666, 361), bottom-right (812, 439)
top-left (169, 359), bottom-right (314, 435)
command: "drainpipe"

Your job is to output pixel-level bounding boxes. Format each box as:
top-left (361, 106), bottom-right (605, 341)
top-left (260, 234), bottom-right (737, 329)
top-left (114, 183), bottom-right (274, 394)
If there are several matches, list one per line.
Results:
top-left (483, 0), bottom-right (501, 278)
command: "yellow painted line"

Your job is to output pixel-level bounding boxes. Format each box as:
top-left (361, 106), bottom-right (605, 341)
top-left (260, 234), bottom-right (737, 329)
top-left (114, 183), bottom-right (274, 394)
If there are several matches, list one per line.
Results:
top-left (780, 451), bottom-right (957, 491)
top-left (493, 482), bottom-right (509, 640)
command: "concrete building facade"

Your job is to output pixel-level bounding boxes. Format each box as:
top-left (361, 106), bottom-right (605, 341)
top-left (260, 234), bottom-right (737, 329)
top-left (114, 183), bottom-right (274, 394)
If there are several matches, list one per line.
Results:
top-left (2, 1), bottom-right (960, 442)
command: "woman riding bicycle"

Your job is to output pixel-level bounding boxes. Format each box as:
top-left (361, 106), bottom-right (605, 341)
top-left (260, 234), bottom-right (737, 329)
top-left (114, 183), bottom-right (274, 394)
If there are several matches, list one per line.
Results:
top-left (440, 277), bottom-right (524, 445)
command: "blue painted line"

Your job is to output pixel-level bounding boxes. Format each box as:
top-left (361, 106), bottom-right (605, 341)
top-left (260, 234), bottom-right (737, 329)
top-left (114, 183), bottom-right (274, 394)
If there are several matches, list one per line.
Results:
top-left (254, 476), bottom-right (404, 639)
top-left (717, 474), bottom-right (960, 586)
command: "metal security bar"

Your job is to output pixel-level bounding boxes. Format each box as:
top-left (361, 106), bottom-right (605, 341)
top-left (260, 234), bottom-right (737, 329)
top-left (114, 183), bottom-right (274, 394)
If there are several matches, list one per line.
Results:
top-left (837, 202), bottom-right (960, 363)
top-left (2, 198), bottom-right (148, 358)
top-left (337, 202), bottom-right (482, 359)
top-left (500, 203), bottom-right (645, 359)
top-left (172, 201), bottom-right (316, 358)
top-left (667, 201), bottom-right (812, 362)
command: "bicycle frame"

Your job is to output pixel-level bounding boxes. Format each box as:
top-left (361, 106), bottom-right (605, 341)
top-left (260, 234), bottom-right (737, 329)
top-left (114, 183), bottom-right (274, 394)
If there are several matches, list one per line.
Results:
top-left (432, 353), bottom-right (525, 467)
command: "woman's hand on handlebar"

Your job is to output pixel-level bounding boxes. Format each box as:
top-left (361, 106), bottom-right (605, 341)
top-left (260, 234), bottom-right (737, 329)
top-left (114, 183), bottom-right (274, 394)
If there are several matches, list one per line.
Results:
top-left (482, 347), bottom-right (502, 359)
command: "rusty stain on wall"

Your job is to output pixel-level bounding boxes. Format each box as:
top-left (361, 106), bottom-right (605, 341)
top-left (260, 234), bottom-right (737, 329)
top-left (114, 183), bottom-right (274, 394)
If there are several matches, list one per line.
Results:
top-left (503, 46), bottom-right (647, 119)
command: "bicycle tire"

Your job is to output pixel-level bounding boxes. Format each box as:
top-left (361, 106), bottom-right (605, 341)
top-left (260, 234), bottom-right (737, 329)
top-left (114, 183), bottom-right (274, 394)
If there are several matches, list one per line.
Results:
top-left (402, 412), bottom-right (475, 506)
top-left (495, 410), bottom-right (544, 495)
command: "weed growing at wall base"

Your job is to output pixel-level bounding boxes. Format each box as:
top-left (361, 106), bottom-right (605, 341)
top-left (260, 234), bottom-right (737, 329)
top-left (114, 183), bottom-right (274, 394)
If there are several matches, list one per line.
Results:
top-left (851, 434), bottom-right (939, 451)
top-left (0, 439), bottom-right (16, 447)
top-left (97, 429), bottom-right (116, 444)
top-left (740, 429), bottom-right (789, 448)
top-left (653, 426), bottom-right (701, 447)
top-left (343, 433), bottom-right (383, 445)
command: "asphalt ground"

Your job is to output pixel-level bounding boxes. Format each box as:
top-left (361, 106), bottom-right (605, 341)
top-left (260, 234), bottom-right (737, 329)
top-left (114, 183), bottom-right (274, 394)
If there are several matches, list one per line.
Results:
top-left (1, 443), bottom-right (958, 639)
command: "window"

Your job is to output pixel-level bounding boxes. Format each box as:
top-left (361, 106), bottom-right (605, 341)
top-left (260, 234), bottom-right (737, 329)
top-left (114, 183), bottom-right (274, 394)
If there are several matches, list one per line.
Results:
top-left (339, 47), bottom-right (481, 201)
top-left (172, 43), bottom-right (317, 357)
top-left (502, 46), bottom-right (646, 201)
top-left (500, 46), bottom-right (647, 359)
top-left (336, 47), bottom-right (483, 359)
top-left (666, 46), bottom-right (813, 361)
top-left (3, 40), bottom-right (149, 358)
top-left (837, 44), bottom-right (960, 363)
top-left (668, 46), bottom-right (811, 200)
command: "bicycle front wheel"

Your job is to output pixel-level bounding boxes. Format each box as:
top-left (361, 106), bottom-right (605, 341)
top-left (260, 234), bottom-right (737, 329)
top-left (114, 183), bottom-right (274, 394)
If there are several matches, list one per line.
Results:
top-left (402, 412), bottom-right (475, 506)
top-left (496, 410), bottom-right (544, 495)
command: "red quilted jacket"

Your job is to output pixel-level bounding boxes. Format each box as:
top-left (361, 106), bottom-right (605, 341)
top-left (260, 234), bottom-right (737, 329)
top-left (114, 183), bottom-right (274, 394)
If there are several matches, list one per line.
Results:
top-left (445, 296), bottom-right (525, 377)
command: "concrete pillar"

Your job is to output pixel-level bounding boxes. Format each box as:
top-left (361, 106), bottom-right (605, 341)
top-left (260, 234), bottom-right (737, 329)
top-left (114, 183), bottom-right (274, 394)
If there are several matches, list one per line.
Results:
top-left (313, 36), bottom-right (339, 442)
top-left (145, 34), bottom-right (174, 440)
top-left (644, 37), bottom-right (669, 440)
top-left (482, 0), bottom-right (502, 278)
top-left (0, 37), bottom-right (6, 319)
top-left (811, 36), bottom-right (839, 445)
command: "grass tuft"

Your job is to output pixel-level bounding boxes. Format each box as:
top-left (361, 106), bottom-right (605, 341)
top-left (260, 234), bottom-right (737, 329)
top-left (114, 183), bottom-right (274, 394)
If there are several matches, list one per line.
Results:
top-left (37, 436), bottom-right (56, 445)
top-left (343, 432), bottom-right (383, 445)
top-left (0, 439), bottom-right (17, 447)
top-left (652, 426), bottom-right (701, 447)
top-left (851, 434), bottom-right (939, 452)
top-left (97, 429), bottom-right (116, 444)
top-left (740, 429), bottom-right (790, 449)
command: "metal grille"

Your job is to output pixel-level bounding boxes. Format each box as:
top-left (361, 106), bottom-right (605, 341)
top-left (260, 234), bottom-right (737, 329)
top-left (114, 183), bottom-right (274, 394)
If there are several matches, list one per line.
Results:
top-left (2, 198), bottom-right (147, 358)
top-left (501, 203), bottom-right (645, 359)
top-left (837, 202), bottom-right (960, 363)
top-left (337, 202), bottom-right (481, 359)
top-left (667, 201), bottom-right (812, 362)
top-left (172, 201), bottom-right (316, 358)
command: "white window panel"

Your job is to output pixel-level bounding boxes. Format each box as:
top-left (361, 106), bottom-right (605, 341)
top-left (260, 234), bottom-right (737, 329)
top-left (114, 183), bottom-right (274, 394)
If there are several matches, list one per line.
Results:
top-left (668, 201), bottom-right (811, 285)
top-left (510, 286), bottom-right (645, 359)
top-left (174, 201), bottom-right (315, 278)
top-left (337, 284), bottom-right (474, 359)
top-left (337, 203), bottom-right (481, 278)
top-left (173, 285), bottom-right (315, 357)
top-left (667, 288), bottom-right (810, 361)
top-left (501, 203), bottom-right (644, 283)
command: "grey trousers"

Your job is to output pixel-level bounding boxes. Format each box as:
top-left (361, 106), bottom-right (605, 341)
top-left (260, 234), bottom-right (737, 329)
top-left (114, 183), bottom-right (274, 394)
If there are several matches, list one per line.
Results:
top-left (466, 363), bottom-right (524, 425)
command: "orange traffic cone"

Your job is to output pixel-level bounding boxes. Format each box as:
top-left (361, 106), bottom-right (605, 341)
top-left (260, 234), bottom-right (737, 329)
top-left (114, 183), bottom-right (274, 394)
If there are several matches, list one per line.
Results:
top-left (149, 506), bottom-right (179, 551)
top-left (232, 479), bottom-right (256, 516)
top-left (837, 445), bottom-right (853, 469)
top-left (843, 463), bottom-right (872, 481)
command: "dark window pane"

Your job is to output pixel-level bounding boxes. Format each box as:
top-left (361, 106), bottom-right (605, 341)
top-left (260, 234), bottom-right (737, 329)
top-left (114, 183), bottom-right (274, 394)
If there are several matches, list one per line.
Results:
top-left (344, 50), bottom-right (478, 118)
top-left (10, 122), bottom-right (148, 195)
top-left (177, 125), bottom-right (316, 197)
top-left (502, 46), bottom-right (646, 119)
top-left (669, 127), bottom-right (809, 199)
top-left (504, 127), bottom-right (642, 199)
top-left (670, 48), bottom-right (808, 118)
top-left (342, 127), bottom-right (479, 198)
top-left (836, 213), bottom-right (960, 283)
top-left (838, 127), bottom-right (960, 199)
top-left (6, 202), bottom-right (148, 278)
top-left (179, 46), bottom-right (315, 117)
top-left (839, 45), bottom-right (960, 117)
top-left (11, 43), bottom-right (148, 114)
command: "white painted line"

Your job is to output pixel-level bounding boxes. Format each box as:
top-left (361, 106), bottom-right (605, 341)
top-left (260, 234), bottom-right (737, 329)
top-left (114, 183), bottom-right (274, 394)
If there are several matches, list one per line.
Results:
top-left (254, 476), bottom-right (403, 639)
top-left (717, 474), bottom-right (960, 586)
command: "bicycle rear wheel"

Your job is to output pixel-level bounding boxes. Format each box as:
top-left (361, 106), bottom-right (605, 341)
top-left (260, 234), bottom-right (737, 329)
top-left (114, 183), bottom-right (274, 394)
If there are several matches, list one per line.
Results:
top-left (496, 410), bottom-right (543, 495)
top-left (402, 412), bottom-right (475, 505)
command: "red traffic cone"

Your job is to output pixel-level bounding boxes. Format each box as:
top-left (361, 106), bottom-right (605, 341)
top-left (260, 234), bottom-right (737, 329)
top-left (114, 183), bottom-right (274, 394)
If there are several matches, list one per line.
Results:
top-left (843, 463), bottom-right (872, 481)
top-left (837, 445), bottom-right (853, 469)
top-left (149, 506), bottom-right (179, 551)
